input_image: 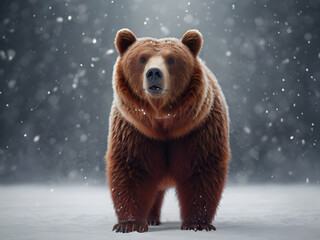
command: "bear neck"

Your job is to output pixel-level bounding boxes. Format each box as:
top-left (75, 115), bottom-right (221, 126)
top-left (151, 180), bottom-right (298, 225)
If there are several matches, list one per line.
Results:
top-left (115, 76), bottom-right (214, 141)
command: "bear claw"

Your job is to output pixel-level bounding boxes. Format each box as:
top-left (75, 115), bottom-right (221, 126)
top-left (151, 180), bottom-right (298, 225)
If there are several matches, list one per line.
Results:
top-left (181, 222), bottom-right (216, 231)
top-left (148, 219), bottom-right (161, 226)
top-left (112, 221), bottom-right (148, 233)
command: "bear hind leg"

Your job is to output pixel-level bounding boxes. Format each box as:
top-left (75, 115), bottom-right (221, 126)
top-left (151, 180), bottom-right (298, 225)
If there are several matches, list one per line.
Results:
top-left (148, 190), bottom-right (165, 225)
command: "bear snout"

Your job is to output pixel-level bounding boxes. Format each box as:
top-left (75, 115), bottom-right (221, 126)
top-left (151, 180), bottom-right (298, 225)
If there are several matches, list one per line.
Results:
top-left (146, 68), bottom-right (163, 82)
top-left (145, 68), bottom-right (168, 97)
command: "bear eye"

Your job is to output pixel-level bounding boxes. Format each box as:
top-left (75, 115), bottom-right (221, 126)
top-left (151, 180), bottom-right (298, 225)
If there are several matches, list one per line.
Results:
top-left (140, 57), bottom-right (146, 64)
top-left (167, 57), bottom-right (174, 65)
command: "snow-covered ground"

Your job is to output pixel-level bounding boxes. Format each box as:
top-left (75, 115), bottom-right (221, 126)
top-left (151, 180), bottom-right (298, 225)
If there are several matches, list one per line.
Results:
top-left (0, 184), bottom-right (319, 240)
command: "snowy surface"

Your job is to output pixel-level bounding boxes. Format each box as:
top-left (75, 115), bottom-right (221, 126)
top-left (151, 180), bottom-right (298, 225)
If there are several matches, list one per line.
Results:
top-left (0, 185), bottom-right (319, 240)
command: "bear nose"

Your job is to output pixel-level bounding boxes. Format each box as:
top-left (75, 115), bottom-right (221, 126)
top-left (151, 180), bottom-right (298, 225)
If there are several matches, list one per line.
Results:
top-left (146, 68), bottom-right (163, 82)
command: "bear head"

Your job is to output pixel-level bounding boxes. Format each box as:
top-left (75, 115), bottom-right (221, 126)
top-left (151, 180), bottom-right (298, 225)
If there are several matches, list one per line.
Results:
top-left (113, 29), bottom-right (213, 139)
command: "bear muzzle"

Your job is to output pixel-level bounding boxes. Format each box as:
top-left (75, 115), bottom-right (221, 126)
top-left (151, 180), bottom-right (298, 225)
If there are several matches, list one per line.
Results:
top-left (144, 67), bottom-right (169, 97)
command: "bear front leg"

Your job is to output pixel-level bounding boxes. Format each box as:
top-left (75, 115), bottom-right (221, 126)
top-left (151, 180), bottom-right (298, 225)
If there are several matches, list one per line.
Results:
top-left (109, 178), bottom-right (158, 233)
top-left (148, 190), bottom-right (165, 225)
top-left (108, 159), bottom-right (159, 233)
top-left (177, 165), bottom-right (227, 231)
top-left (106, 108), bottom-right (167, 233)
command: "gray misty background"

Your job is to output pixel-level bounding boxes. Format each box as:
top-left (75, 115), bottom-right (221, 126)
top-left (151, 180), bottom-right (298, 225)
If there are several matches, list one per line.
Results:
top-left (0, 0), bottom-right (319, 185)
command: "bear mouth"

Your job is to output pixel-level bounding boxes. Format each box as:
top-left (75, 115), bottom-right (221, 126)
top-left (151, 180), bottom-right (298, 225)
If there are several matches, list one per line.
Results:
top-left (148, 85), bottom-right (163, 91)
top-left (144, 85), bottom-right (169, 97)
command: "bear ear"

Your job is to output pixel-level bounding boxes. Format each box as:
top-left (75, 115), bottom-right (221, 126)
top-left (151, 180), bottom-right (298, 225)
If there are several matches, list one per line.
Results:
top-left (115, 28), bottom-right (137, 56)
top-left (181, 29), bottom-right (203, 56)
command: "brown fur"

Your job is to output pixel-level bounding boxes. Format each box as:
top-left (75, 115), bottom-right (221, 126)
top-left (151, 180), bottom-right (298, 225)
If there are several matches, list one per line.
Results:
top-left (106, 29), bottom-right (230, 233)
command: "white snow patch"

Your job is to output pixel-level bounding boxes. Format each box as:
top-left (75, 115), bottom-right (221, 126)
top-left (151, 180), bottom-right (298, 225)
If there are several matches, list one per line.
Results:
top-left (56, 17), bottom-right (64, 23)
top-left (0, 185), bottom-right (319, 240)
top-left (106, 49), bottom-right (114, 55)
top-left (33, 135), bottom-right (40, 142)
top-left (183, 14), bottom-right (194, 24)
top-left (282, 58), bottom-right (290, 64)
top-left (72, 70), bottom-right (86, 89)
top-left (7, 49), bottom-right (16, 61)
top-left (225, 51), bottom-right (232, 57)
top-left (91, 57), bottom-right (100, 62)
top-left (80, 134), bottom-right (87, 142)
top-left (161, 26), bottom-right (170, 36)
top-left (244, 126), bottom-right (251, 134)
top-left (7, 79), bottom-right (16, 89)
top-left (0, 50), bottom-right (6, 60)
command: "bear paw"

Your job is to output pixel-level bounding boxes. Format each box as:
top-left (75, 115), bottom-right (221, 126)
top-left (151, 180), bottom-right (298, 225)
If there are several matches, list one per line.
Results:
top-left (148, 219), bottom-right (161, 226)
top-left (181, 222), bottom-right (216, 231)
top-left (112, 220), bottom-right (148, 233)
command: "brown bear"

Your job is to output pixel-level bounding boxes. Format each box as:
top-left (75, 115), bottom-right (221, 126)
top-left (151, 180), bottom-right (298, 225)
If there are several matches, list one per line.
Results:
top-left (106, 28), bottom-right (230, 233)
